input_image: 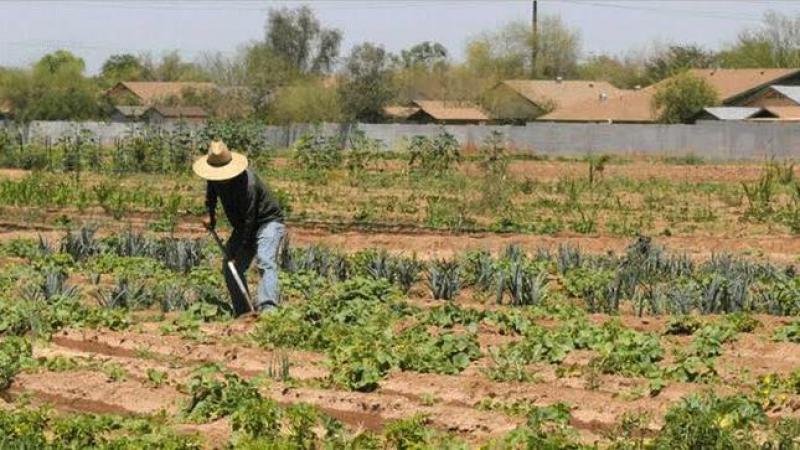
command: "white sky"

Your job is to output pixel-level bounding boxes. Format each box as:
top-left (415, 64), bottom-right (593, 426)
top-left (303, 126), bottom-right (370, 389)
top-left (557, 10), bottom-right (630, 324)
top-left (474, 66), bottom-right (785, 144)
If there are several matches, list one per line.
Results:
top-left (2, 1), bottom-right (800, 74)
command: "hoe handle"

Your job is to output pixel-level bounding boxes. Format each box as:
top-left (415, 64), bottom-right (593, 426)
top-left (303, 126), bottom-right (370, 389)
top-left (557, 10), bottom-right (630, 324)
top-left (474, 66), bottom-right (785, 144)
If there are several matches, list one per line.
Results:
top-left (207, 228), bottom-right (255, 313)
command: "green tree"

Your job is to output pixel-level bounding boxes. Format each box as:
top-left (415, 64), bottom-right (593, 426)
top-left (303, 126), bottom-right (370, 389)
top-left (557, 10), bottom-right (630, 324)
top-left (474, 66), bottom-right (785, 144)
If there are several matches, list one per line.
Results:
top-left (394, 42), bottom-right (451, 104)
top-left (265, 6), bottom-right (342, 74)
top-left (0, 50), bottom-right (99, 122)
top-left (645, 44), bottom-right (716, 83)
top-left (140, 51), bottom-right (208, 81)
top-left (243, 43), bottom-right (296, 116)
top-left (651, 71), bottom-right (719, 124)
top-left (577, 54), bottom-right (648, 89)
top-left (100, 54), bottom-right (146, 85)
top-left (718, 11), bottom-right (800, 68)
top-left (465, 15), bottom-right (581, 80)
top-left (268, 79), bottom-right (343, 124)
top-left (400, 42), bottom-right (448, 70)
top-left (338, 43), bottom-right (395, 122)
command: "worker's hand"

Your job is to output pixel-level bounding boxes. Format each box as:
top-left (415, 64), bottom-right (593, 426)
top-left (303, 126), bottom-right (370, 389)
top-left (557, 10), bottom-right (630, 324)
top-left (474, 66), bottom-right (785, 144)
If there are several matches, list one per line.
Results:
top-left (202, 214), bottom-right (216, 230)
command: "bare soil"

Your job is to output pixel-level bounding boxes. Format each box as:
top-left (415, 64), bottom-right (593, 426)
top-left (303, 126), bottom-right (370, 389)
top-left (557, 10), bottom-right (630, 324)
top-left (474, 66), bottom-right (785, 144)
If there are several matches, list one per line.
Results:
top-left (8, 309), bottom-right (800, 447)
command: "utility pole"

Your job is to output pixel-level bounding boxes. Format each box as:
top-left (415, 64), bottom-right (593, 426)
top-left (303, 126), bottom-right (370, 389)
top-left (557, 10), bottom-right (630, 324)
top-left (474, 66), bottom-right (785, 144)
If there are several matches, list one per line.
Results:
top-left (531, 0), bottom-right (538, 78)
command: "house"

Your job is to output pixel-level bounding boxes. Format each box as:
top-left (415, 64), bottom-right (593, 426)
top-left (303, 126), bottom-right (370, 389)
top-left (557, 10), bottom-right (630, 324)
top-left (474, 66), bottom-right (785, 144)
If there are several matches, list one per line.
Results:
top-left (760, 106), bottom-right (800, 121)
top-left (694, 107), bottom-right (774, 121)
top-left (539, 68), bottom-right (800, 123)
top-left (405, 100), bottom-right (488, 124)
top-left (743, 85), bottom-right (800, 108)
top-left (106, 81), bottom-right (217, 106)
top-left (109, 105), bottom-right (149, 123)
top-left (383, 105), bottom-right (420, 122)
top-left (145, 105), bottom-right (208, 125)
top-left (484, 79), bottom-right (627, 123)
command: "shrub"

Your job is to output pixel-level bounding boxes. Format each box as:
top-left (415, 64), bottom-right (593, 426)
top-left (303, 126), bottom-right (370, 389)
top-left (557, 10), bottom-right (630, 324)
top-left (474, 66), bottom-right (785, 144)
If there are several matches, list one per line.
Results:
top-left (651, 70), bottom-right (719, 124)
top-left (407, 128), bottom-right (460, 175)
top-left (292, 129), bottom-right (342, 173)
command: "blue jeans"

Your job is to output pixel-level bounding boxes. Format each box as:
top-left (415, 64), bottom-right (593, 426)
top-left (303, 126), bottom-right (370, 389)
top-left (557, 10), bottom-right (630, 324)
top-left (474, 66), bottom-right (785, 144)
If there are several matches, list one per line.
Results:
top-left (224, 221), bottom-right (286, 315)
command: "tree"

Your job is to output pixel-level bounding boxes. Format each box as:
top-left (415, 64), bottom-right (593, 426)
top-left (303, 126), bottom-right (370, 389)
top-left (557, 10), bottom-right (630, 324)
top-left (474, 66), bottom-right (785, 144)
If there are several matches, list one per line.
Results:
top-left (465, 15), bottom-right (581, 80)
top-left (464, 23), bottom-right (528, 80)
top-left (265, 6), bottom-right (342, 74)
top-left (1, 50), bottom-right (99, 122)
top-left (338, 43), bottom-right (395, 122)
top-left (34, 50), bottom-right (86, 77)
top-left (199, 51), bottom-right (248, 86)
top-left (533, 15), bottom-right (581, 78)
top-left (243, 43), bottom-right (296, 116)
top-left (645, 44), bottom-right (716, 83)
top-left (139, 51), bottom-right (208, 82)
top-left (394, 42), bottom-right (451, 103)
top-left (577, 54), bottom-right (647, 89)
top-left (268, 79), bottom-right (343, 124)
top-left (400, 41), bottom-right (448, 70)
top-left (651, 71), bottom-right (719, 124)
top-left (101, 54), bottom-right (146, 85)
top-left (719, 11), bottom-right (800, 68)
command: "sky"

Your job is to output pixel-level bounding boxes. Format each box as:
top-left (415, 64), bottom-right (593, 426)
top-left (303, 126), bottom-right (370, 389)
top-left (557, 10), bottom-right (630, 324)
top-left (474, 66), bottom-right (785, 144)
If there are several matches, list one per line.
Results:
top-left (2, 0), bottom-right (800, 75)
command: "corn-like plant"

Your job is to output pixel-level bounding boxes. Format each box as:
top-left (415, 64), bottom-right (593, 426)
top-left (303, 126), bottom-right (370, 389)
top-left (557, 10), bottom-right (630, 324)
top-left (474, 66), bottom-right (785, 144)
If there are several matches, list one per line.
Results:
top-left (496, 263), bottom-right (548, 306)
top-left (366, 249), bottom-right (394, 280)
top-left (22, 269), bottom-right (79, 303)
top-left (288, 245), bottom-right (349, 280)
top-left (393, 256), bottom-right (424, 293)
top-left (60, 226), bottom-right (101, 261)
top-left (556, 244), bottom-right (582, 274)
top-left (427, 259), bottom-right (461, 300)
top-left (161, 284), bottom-right (189, 312)
top-left (158, 238), bottom-right (204, 273)
top-left (113, 229), bottom-right (155, 258)
top-left (36, 234), bottom-right (54, 257)
top-left (463, 250), bottom-right (496, 292)
top-left (95, 278), bottom-right (152, 309)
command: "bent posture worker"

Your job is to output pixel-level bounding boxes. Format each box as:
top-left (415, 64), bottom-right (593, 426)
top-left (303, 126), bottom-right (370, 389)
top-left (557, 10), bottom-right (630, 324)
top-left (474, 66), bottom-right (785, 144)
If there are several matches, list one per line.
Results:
top-left (192, 140), bottom-right (285, 316)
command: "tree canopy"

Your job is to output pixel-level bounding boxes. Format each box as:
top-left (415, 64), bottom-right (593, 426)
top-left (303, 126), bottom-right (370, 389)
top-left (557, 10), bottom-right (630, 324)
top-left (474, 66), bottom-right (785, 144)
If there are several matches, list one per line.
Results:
top-left (651, 71), bottom-right (719, 124)
top-left (1, 8), bottom-right (799, 124)
top-left (338, 43), bottom-right (396, 122)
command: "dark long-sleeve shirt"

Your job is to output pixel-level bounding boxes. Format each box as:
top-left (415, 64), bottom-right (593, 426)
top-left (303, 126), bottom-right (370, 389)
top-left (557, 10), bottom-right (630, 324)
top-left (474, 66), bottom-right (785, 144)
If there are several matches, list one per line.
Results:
top-left (205, 168), bottom-right (283, 250)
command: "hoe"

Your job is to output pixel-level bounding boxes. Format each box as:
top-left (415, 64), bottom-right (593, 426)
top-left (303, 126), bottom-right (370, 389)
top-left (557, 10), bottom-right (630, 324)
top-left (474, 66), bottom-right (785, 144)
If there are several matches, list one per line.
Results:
top-left (207, 227), bottom-right (256, 313)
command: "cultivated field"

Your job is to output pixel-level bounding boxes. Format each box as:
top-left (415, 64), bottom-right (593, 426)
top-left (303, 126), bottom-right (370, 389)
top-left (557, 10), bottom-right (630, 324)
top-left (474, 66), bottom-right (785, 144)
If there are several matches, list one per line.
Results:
top-left (4, 138), bottom-right (800, 448)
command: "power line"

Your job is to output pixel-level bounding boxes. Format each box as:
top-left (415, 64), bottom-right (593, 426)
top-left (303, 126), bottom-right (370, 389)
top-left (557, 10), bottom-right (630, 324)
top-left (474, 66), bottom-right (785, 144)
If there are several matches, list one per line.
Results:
top-left (555, 0), bottom-right (770, 23)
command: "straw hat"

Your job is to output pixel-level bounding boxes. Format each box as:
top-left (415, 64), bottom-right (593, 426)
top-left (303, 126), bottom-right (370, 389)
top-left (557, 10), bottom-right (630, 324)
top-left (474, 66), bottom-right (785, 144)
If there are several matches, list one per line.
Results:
top-left (192, 140), bottom-right (248, 181)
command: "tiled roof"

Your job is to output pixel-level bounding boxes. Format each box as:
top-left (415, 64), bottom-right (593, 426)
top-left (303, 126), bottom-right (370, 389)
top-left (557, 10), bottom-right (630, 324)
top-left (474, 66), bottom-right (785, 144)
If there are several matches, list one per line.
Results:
top-left (383, 105), bottom-right (421, 119)
top-left (540, 68), bottom-right (800, 123)
top-left (114, 81), bottom-right (216, 103)
top-left (500, 79), bottom-right (627, 109)
top-left (412, 100), bottom-right (489, 121)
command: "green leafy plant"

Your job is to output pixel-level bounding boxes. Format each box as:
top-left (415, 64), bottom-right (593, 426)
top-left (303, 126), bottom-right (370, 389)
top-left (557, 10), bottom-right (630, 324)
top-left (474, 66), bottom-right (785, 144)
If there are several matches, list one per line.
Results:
top-left (407, 129), bottom-right (461, 175)
top-left (0, 337), bottom-right (32, 390)
top-left (292, 130), bottom-right (343, 174)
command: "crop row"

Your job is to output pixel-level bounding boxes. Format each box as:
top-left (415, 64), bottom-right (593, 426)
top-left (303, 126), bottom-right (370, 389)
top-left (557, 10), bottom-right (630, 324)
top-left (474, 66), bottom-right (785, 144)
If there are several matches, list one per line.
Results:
top-left (283, 235), bottom-right (800, 316)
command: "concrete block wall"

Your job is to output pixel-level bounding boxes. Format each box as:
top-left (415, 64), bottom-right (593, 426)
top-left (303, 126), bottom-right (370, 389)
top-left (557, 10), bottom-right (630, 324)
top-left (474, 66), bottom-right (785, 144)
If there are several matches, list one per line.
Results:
top-left (4, 120), bottom-right (800, 160)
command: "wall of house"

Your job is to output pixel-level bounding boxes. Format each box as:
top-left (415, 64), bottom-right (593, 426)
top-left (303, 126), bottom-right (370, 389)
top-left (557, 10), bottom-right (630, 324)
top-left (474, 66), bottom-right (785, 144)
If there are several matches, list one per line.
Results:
top-left (745, 91), bottom-right (798, 108)
top-left (6, 120), bottom-right (800, 160)
top-left (483, 85), bottom-right (543, 123)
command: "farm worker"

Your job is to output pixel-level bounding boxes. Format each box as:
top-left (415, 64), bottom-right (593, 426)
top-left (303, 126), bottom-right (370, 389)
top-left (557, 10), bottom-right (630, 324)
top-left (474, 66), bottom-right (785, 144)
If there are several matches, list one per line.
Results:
top-left (192, 140), bottom-right (286, 316)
